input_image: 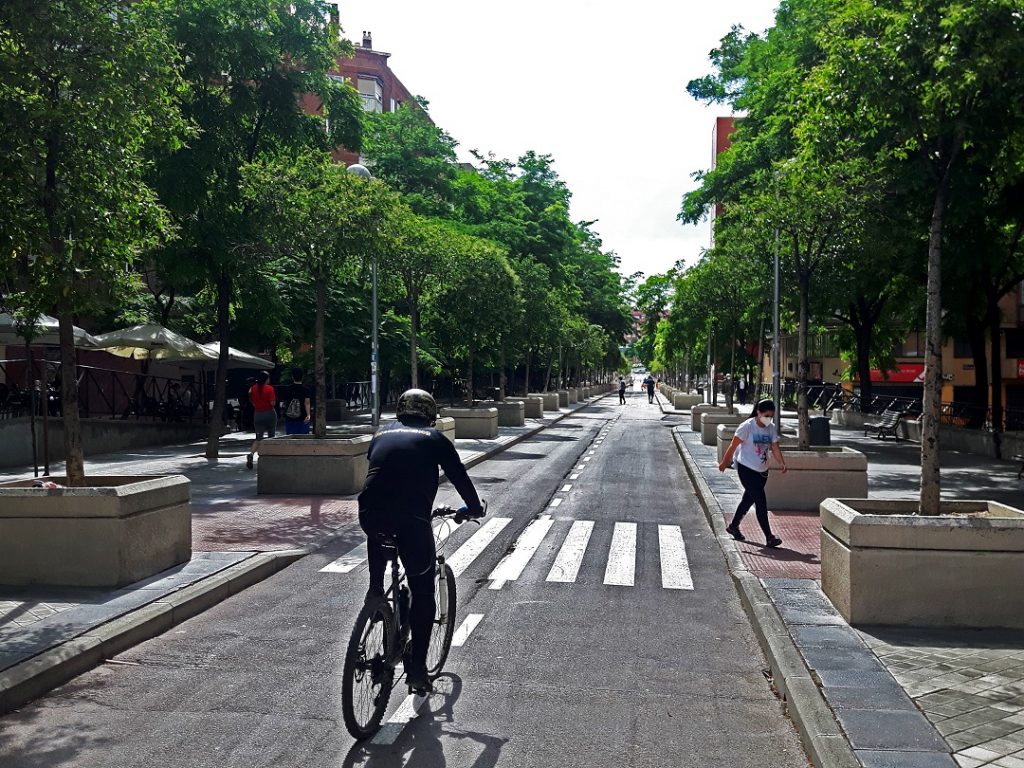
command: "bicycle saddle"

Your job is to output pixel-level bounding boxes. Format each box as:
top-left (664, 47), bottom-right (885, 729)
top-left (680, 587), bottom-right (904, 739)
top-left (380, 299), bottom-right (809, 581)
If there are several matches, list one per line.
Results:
top-left (370, 531), bottom-right (399, 549)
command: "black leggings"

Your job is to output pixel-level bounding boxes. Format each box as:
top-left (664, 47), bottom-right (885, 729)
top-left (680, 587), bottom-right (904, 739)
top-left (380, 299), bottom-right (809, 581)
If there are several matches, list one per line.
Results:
top-left (359, 510), bottom-right (436, 670)
top-left (619, 390), bottom-right (626, 404)
top-left (731, 463), bottom-right (774, 538)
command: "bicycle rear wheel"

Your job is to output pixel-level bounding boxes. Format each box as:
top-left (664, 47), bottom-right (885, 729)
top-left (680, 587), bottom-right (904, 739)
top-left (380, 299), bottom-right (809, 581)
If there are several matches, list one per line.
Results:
top-left (342, 599), bottom-right (395, 740)
top-left (425, 562), bottom-right (457, 676)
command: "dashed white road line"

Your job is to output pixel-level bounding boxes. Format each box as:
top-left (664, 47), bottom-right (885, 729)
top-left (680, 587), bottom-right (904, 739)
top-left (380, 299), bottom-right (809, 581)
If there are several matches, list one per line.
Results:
top-left (561, 484), bottom-right (572, 492)
top-left (319, 542), bottom-right (367, 573)
top-left (549, 498), bottom-right (563, 508)
top-left (604, 522), bottom-right (637, 586)
top-left (546, 520), bottom-right (595, 583)
top-left (658, 525), bottom-right (694, 590)
top-left (488, 515), bottom-right (555, 589)
top-left (569, 473), bottom-right (580, 480)
top-left (447, 517), bottom-right (512, 576)
top-left (371, 693), bottom-right (428, 745)
top-left (451, 613), bottom-right (484, 647)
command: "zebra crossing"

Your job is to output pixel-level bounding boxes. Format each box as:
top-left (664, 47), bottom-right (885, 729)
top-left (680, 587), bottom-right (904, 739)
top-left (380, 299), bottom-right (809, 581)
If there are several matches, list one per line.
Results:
top-left (320, 515), bottom-right (695, 591)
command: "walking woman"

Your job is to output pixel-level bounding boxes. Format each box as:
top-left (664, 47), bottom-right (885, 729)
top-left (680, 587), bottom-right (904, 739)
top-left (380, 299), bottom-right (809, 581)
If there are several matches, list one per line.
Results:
top-left (246, 371), bottom-right (276, 469)
top-left (718, 399), bottom-right (788, 547)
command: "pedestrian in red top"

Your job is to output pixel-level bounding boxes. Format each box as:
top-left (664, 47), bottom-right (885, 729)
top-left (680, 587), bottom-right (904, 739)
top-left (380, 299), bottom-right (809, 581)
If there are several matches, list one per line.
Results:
top-left (246, 371), bottom-right (276, 469)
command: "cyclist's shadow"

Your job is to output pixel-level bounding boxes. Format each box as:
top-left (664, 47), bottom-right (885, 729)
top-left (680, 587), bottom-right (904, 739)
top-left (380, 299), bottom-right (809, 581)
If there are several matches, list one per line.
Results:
top-left (339, 673), bottom-right (507, 768)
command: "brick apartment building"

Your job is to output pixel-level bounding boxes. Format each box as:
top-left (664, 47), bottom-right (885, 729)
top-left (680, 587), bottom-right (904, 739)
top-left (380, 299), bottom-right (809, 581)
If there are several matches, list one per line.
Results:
top-left (299, 25), bottom-right (420, 166)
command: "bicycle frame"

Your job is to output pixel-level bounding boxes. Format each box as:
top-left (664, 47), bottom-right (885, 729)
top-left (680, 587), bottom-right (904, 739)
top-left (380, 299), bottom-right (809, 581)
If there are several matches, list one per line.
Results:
top-left (378, 546), bottom-right (450, 669)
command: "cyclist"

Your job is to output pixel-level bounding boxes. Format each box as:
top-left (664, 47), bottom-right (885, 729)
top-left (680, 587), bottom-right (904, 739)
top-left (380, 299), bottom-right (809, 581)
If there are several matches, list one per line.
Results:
top-left (357, 388), bottom-right (484, 693)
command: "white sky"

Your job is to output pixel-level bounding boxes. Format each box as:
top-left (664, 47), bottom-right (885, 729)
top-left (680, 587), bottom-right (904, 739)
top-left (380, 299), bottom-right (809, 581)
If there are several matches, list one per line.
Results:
top-left (338, 1), bottom-right (778, 279)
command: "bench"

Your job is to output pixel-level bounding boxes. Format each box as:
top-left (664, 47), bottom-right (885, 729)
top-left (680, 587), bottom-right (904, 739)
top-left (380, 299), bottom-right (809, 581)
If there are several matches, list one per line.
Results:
top-left (1015, 454), bottom-right (1024, 481)
top-left (864, 409), bottom-right (903, 440)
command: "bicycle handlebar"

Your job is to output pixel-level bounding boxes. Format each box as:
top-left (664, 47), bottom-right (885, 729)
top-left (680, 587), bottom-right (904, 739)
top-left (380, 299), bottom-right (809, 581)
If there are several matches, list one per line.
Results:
top-left (432, 500), bottom-right (487, 523)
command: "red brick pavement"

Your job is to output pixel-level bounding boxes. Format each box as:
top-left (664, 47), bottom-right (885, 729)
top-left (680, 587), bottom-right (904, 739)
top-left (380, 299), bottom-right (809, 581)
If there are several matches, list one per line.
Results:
top-left (191, 497), bottom-right (359, 551)
top-left (721, 509), bottom-right (823, 579)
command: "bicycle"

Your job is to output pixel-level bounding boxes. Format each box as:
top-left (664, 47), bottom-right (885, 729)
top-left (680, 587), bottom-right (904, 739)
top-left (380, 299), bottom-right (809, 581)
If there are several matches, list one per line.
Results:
top-left (341, 503), bottom-right (485, 740)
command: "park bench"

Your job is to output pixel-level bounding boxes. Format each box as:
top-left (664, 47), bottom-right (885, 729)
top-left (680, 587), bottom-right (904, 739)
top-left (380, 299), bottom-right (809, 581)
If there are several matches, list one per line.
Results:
top-left (864, 408), bottom-right (904, 440)
top-left (1015, 454), bottom-right (1024, 481)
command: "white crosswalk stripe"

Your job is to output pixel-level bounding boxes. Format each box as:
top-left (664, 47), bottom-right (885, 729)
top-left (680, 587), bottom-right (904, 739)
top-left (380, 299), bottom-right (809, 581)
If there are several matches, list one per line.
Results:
top-left (546, 520), bottom-right (595, 583)
top-left (604, 522), bottom-right (637, 586)
top-left (320, 520), bottom-right (693, 590)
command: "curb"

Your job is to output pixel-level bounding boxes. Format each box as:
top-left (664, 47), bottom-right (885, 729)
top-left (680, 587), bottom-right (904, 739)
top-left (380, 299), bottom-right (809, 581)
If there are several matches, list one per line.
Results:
top-left (671, 429), bottom-right (860, 768)
top-left (0, 548), bottom-right (306, 715)
top-left (0, 393), bottom-right (610, 715)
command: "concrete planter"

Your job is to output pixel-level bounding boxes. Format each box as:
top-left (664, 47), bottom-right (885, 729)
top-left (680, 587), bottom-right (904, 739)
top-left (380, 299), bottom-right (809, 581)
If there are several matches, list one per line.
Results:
top-left (435, 416), bottom-right (456, 443)
top-left (567, 388), bottom-right (578, 404)
top-left (557, 390), bottom-right (569, 408)
top-left (532, 392), bottom-right (560, 412)
top-left (821, 498), bottom-right (1024, 629)
top-left (480, 400), bottom-right (525, 427)
top-left (690, 404), bottom-right (730, 432)
top-left (0, 475), bottom-right (191, 587)
top-left (257, 433), bottom-right (372, 495)
top-left (701, 413), bottom-right (746, 446)
top-left (440, 407), bottom-right (499, 439)
top-left (508, 396), bottom-right (543, 419)
top-left (763, 447), bottom-right (868, 512)
top-left (673, 393), bottom-right (701, 411)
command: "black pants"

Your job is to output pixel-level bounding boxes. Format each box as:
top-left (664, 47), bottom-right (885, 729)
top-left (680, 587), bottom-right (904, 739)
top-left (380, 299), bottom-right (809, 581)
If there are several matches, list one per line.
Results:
top-left (359, 509), bottom-right (436, 671)
top-left (647, 388), bottom-right (654, 403)
top-left (619, 390), bottom-right (626, 404)
top-left (731, 463), bottom-right (774, 539)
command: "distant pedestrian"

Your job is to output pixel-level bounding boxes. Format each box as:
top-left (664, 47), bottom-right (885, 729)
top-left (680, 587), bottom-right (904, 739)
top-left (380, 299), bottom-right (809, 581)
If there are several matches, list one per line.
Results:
top-left (280, 368), bottom-right (312, 435)
top-left (645, 375), bottom-right (655, 404)
top-left (737, 377), bottom-right (747, 406)
top-left (618, 376), bottom-right (626, 405)
top-left (246, 371), bottom-right (276, 469)
top-left (718, 399), bottom-right (788, 548)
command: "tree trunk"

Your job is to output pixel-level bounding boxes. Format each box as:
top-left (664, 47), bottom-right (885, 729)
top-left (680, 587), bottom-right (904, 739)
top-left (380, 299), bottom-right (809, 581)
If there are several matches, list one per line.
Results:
top-left (409, 287), bottom-right (419, 389)
top-left (853, 317), bottom-right (875, 416)
top-left (543, 351), bottom-right (554, 393)
top-left (314, 276), bottom-right (327, 439)
top-left (524, 349), bottom-right (532, 396)
top-left (797, 271), bottom-right (811, 450)
top-left (988, 300), bottom-right (1004, 459)
top-left (205, 271), bottom-right (231, 459)
top-left (498, 347), bottom-right (507, 399)
top-left (465, 348), bottom-right (474, 406)
top-left (57, 314), bottom-right (85, 485)
top-left (920, 182), bottom-right (948, 515)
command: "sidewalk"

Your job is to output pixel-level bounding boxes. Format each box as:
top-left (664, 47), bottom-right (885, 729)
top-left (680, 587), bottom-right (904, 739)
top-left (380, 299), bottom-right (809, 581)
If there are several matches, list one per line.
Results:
top-left (0, 394), bottom-right (606, 713)
top-left (670, 397), bottom-right (1024, 768)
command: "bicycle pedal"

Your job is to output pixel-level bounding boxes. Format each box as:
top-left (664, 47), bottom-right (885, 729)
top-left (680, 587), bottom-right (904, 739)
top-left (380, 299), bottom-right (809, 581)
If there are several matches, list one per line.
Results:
top-left (408, 682), bottom-right (433, 696)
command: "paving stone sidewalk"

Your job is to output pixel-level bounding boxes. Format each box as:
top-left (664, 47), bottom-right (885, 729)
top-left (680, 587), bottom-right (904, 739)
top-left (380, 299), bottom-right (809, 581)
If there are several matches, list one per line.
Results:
top-left (672, 406), bottom-right (1024, 768)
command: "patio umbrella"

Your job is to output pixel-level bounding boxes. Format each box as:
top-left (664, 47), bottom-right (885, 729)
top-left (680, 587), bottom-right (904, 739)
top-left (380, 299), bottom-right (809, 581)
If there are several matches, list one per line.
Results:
top-left (163, 342), bottom-right (274, 370)
top-left (91, 323), bottom-right (207, 361)
top-left (0, 313), bottom-right (98, 348)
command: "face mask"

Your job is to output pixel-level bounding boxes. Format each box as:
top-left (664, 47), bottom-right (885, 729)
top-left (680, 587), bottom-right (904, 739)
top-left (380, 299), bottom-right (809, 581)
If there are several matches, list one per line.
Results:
top-left (760, 416), bottom-right (774, 428)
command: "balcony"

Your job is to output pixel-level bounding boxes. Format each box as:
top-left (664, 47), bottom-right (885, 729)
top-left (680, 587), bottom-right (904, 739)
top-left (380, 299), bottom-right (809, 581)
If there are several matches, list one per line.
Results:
top-left (360, 93), bottom-right (382, 113)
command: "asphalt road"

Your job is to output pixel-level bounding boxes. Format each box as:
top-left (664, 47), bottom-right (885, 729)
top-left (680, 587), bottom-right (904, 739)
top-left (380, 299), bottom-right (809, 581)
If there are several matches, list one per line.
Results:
top-left (0, 394), bottom-right (809, 768)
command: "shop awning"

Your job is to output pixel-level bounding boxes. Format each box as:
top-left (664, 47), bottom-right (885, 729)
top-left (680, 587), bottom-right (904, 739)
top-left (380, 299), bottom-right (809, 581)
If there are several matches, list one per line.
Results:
top-left (858, 363), bottom-right (926, 384)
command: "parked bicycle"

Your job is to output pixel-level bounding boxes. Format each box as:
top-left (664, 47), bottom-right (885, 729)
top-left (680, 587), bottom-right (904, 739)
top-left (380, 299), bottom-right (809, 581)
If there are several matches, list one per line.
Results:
top-left (341, 502), bottom-right (485, 739)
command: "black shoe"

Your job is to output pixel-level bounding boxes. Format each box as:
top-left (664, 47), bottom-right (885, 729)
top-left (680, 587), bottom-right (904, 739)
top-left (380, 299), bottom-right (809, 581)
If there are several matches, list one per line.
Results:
top-left (766, 535), bottom-right (783, 548)
top-left (406, 664), bottom-right (431, 694)
top-left (245, 453), bottom-right (253, 469)
top-left (725, 523), bottom-right (745, 541)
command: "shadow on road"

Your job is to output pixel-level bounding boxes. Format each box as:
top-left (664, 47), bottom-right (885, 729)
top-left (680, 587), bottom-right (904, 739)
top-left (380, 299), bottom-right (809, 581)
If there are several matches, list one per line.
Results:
top-left (339, 673), bottom-right (506, 768)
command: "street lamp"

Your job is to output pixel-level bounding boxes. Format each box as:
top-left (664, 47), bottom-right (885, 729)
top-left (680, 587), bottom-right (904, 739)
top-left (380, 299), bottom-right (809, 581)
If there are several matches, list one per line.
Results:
top-left (772, 223), bottom-right (781, 435)
top-left (346, 163), bottom-right (379, 429)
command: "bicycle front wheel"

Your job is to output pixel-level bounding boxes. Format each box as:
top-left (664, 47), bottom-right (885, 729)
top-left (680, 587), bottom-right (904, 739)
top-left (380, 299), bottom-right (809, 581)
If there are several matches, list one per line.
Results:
top-left (342, 599), bottom-right (395, 740)
top-left (425, 562), bottom-right (457, 676)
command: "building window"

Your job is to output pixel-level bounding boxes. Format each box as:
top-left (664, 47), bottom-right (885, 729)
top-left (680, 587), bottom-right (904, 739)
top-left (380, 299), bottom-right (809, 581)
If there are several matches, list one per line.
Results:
top-left (953, 336), bottom-right (973, 359)
top-left (357, 77), bottom-right (382, 113)
top-left (1006, 329), bottom-right (1024, 358)
top-left (389, 97), bottom-right (396, 112)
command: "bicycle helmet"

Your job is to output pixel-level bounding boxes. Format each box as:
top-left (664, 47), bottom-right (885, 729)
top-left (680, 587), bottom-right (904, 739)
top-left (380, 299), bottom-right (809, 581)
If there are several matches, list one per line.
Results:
top-left (396, 388), bottom-right (437, 422)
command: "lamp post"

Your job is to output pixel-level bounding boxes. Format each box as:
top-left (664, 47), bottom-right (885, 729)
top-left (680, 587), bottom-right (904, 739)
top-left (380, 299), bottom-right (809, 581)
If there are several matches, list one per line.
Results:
top-left (772, 224), bottom-right (782, 435)
top-left (346, 163), bottom-right (378, 428)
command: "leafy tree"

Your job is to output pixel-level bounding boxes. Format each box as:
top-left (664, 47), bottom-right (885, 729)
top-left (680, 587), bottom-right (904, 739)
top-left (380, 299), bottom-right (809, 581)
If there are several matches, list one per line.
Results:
top-left (0, 0), bottom-right (186, 484)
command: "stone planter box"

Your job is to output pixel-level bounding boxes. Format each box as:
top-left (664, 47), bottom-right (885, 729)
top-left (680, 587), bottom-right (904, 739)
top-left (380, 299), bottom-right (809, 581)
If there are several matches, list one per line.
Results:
top-left (821, 498), bottom-right (1024, 629)
top-left (436, 416), bottom-right (456, 443)
top-left (257, 434), bottom-right (372, 495)
top-left (508, 396), bottom-right (543, 419)
top-left (567, 388), bottom-right (578, 404)
top-left (0, 475), bottom-right (191, 587)
top-left (762, 447), bottom-right (868, 512)
top-left (690, 404), bottom-right (730, 432)
top-left (532, 392), bottom-right (560, 411)
top-left (673, 393), bottom-right (701, 410)
top-left (480, 399), bottom-right (525, 427)
top-left (701, 413), bottom-right (746, 446)
top-left (440, 407), bottom-right (499, 439)
top-left (557, 390), bottom-right (569, 408)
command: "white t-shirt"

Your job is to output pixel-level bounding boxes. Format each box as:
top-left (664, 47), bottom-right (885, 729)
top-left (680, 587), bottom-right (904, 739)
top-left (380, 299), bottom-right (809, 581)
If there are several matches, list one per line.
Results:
top-left (734, 417), bottom-right (779, 471)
